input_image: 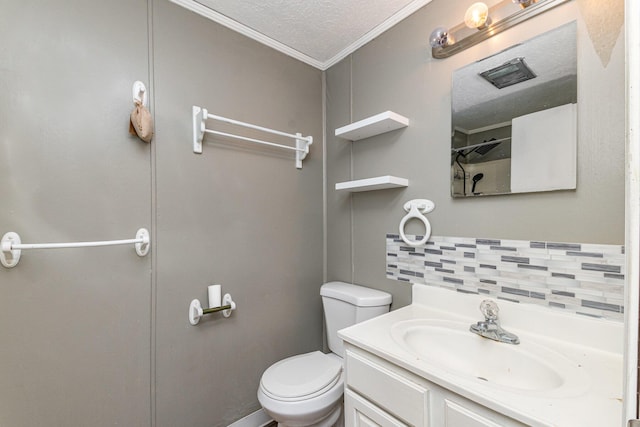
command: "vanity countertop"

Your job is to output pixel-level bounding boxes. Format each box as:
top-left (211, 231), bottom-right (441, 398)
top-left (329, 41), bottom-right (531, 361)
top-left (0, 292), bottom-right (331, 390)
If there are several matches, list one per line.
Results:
top-left (338, 285), bottom-right (623, 427)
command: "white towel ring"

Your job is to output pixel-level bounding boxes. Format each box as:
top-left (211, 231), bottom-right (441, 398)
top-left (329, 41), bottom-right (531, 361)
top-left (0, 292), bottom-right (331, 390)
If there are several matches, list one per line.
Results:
top-left (399, 199), bottom-right (435, 247)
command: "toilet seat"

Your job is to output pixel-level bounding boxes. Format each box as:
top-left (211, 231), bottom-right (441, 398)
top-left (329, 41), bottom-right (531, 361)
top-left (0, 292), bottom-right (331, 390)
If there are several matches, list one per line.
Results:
top-left (260, 351), bottom-right (342, 402)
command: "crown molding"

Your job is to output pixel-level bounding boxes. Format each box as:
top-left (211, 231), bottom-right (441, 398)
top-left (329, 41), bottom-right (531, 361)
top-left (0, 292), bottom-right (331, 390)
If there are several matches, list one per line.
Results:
top-left (322, 0), bottom-right (432, 69)
top-left (169, 0), bottom-right (325, 69)
top-left (170, 0), bottom-right (432, 70)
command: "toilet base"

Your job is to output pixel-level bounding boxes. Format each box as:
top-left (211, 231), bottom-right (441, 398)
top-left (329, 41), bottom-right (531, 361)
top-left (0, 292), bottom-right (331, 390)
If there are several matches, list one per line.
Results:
top-left (276, 403), bottom-right (342, 427)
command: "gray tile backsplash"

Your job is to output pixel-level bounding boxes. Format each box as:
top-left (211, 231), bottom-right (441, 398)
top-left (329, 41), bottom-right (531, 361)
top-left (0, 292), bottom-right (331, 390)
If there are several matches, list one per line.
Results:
top-left (386, 234), bottom-right (625, 321)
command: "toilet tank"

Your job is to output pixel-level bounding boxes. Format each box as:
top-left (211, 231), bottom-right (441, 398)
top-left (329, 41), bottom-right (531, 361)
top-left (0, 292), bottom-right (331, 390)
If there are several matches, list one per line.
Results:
top-left (320, 281), bottom-right (392, 358)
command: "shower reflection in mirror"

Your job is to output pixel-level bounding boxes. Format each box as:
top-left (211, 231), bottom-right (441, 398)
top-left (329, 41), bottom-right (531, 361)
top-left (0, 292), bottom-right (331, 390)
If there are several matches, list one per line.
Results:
top-left (451, 22), bottom-right (577, 197)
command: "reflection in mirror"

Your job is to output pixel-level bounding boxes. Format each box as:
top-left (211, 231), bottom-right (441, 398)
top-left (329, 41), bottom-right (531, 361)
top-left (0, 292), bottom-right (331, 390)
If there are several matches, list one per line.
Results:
top-left (451, 22), bottom-right (577, 197)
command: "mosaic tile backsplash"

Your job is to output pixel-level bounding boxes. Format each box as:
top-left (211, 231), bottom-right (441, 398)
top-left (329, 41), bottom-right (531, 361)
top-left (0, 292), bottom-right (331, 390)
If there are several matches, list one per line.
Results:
top-left (386, 234), bottom-right (625, 321)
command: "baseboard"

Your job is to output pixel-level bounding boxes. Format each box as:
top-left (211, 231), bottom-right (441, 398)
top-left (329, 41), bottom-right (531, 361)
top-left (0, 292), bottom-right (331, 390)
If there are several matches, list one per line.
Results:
top-left (227, 408), bottom-right (273, 427)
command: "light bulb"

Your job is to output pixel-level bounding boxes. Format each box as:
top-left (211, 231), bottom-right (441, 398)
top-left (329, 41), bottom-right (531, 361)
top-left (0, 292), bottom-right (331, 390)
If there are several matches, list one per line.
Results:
top-left (464, 2), bottom-right (490, 29)
top-left (429, 27), bottom-right (454, 48)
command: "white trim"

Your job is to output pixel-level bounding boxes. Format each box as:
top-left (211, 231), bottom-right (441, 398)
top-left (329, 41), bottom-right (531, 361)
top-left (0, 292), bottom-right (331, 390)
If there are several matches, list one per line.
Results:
top-left (169, 0), bottom-right (432, 70)
top-left (227, 408), bottom-right (272, 427)
top-left (322, 71), bottom-right (328, 283)
top-left (466, 121), bottom-right (513, 135)
top-left (624, 0), bottom-right (640, 422)
top-left (453, 121), bottom-right (513, 137)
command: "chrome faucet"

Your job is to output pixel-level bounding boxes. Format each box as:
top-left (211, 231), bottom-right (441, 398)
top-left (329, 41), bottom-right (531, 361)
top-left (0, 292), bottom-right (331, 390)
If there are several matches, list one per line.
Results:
top-left (470, 300), bottom-right (520, 345)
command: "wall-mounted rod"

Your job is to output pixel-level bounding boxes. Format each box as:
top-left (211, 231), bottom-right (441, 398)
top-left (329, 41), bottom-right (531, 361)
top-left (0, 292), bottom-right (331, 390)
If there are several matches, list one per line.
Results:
top-left (202, 304), bottom-right (232, 314)
top-left (193, 106), bottom-right (313, 169)
top-left (0, 228), bottom-right (150, 268)
top-left (206, 113), bottom-right (312, 144)
top-left (189, 293), bottom-right (236, 325)
top-left (204, 129), bottom-right (304, 152)
top-left (7, 237), bottom-right (146, 250)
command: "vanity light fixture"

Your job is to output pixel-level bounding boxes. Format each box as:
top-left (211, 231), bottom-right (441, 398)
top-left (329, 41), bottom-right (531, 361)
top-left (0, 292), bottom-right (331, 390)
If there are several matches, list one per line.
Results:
top-left (512, 0), bottom-right (535, 8)
top-left (429, 0), bottom-right (570, 58)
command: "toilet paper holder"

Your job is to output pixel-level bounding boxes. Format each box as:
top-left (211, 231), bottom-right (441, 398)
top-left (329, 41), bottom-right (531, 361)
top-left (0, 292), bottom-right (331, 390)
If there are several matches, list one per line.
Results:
top-left (189, 293), bottom-right (236, 325)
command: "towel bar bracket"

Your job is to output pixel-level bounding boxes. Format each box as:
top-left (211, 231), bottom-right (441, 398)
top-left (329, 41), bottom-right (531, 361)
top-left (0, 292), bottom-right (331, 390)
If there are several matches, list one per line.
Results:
top-left (0, 232), bottom-right (21, 268)
top-left (193, 106), bottom-right (207, 154)
top-left (134, 228), bottom-right (150, 257)
top-left (296, 133), bottom-right (312, 169)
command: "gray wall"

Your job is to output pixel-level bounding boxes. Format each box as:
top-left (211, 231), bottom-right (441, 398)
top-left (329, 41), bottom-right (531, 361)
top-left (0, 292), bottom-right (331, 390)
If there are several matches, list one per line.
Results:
top-left (152, 1), bottom-right (323, 426)
top-left (0, 0), bottom-right (152, 425)
top-left (0, 0), bottom-right (625, 425)
top-left (325, 0), bottom-right (625, 308)
top-left (0, 0), bottom-right (323, 426)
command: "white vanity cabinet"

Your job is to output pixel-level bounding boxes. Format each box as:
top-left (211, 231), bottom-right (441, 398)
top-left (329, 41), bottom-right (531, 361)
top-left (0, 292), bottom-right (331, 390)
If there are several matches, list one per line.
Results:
top-left (339, 285), bottom-right (623, 427)
top-left (343, 344), bottom-right (529, 427)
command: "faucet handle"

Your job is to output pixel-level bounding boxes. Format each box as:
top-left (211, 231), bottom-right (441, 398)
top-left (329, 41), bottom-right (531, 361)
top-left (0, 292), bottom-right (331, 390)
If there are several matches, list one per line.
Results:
top-left (479, 300), bottom-right (499, 321)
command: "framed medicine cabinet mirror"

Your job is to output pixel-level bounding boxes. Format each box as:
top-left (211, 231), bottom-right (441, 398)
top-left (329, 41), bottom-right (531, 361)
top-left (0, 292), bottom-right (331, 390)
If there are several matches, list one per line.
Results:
top-left (451, 22), bottom-right (577, 198)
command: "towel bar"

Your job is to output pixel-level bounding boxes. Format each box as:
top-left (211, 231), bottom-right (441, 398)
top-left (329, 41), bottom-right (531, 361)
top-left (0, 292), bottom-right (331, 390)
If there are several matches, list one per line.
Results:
top-left (192, 106), bottom-right (313, 169)
top-left (0, 228), bottom-right (150, 268)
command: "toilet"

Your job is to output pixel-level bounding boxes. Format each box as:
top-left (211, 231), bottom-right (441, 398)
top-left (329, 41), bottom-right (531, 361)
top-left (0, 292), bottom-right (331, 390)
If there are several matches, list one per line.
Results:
top-left (257, 281), bottom-right (392, 427)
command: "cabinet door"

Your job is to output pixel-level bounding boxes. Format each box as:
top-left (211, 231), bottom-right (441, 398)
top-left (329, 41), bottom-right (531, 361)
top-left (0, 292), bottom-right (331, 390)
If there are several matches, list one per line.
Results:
top-left (444, 399), bottom-right (506, 427)
top-left (345, 390), bottom-right (409, 427)
top-left (346, 350), bottom-right (429, 426)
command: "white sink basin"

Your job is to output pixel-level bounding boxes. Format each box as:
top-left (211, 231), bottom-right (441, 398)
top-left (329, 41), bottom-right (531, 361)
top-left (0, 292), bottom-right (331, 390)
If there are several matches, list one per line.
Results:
top-left (390, 319), bottom-right (590, 396)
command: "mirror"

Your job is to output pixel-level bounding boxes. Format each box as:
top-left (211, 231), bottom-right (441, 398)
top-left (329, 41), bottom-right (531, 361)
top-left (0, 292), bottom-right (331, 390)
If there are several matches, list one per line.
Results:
top-left (451, 22), bottom-right (577, 197)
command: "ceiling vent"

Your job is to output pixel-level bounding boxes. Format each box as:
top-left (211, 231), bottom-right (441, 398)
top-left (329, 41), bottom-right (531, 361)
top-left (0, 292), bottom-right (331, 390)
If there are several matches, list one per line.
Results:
top-left (479, 57), bottom-right (536, 89)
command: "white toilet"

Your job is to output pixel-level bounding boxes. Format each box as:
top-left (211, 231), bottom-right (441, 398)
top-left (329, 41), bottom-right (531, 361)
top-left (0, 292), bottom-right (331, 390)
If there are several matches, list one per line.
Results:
top-left (257, 281), bottom-right (392, 427)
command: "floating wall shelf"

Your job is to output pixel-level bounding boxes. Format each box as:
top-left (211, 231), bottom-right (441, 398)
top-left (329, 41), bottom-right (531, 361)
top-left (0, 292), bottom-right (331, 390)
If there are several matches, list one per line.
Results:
top-left (335, 111), bottom-right (409, 141)
top-left (335, 176), bottom-right (409, 192)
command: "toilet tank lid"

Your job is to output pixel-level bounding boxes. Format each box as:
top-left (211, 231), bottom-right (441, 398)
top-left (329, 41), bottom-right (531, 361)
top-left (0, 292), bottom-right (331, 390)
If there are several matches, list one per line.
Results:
top-left (320, 281), bottom-right (392, 307)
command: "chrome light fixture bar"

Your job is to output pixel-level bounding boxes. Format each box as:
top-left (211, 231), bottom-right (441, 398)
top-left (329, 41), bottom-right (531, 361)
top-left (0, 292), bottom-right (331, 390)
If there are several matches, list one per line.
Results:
top-left (430, 0), bottom-right (570, 59)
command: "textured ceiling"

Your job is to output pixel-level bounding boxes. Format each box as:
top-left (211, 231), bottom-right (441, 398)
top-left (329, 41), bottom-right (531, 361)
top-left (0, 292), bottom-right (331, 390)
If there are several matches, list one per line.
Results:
top-left (452, 22), bottom-right (577, 131)
top-left (172, 0), bottom-right (431, 69)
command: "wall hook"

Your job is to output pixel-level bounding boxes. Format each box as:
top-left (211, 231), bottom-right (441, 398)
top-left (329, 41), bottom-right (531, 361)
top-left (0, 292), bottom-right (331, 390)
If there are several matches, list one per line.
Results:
top-left (132, 81), bottom-right (148, 107)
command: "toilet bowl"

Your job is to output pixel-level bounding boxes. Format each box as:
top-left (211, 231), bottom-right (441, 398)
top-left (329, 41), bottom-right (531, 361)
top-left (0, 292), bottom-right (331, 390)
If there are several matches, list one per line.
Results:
top-left (257, 282), bottom-right (392, 427)
top-left (258, 352), bottom-right (344, 427)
